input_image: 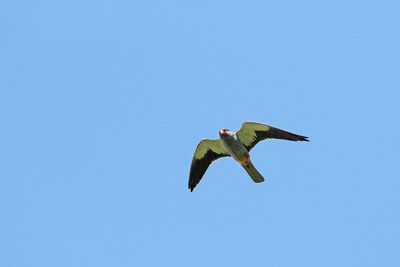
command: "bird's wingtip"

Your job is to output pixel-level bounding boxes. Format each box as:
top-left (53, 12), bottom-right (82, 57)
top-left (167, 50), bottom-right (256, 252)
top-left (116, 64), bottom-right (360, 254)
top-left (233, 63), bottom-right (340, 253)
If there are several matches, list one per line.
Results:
top-left (188, 183), bottom-right (195, 192)
top-left (298, 135), bottom-right (309, 142)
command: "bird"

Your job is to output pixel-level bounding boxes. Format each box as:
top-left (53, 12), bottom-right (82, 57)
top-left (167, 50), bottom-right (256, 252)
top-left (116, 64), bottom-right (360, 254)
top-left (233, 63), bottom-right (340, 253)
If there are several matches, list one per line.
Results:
top-left (188, 121), bottom-right (309, 191)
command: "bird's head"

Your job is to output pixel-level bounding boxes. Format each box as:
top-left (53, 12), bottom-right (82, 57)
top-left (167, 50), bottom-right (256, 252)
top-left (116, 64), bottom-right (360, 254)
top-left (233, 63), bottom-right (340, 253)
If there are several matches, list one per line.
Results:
top-left (219, 128), bottom-right (232, 138)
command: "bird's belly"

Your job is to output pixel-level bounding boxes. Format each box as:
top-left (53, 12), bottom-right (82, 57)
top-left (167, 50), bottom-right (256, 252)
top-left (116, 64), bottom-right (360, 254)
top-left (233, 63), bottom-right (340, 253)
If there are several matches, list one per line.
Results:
top-left (221, 139), bottom-right (250, 164)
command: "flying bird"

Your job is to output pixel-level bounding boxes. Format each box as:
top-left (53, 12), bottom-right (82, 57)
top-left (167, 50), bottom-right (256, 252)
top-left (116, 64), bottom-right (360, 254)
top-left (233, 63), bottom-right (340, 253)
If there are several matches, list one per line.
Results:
top-left (188, 121), bottom-right (309, 191)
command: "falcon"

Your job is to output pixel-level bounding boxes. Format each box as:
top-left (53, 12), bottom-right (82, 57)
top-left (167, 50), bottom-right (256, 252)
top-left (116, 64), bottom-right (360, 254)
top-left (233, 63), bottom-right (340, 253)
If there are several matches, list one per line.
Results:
top-left (188, 121), bottom-right (309, 191)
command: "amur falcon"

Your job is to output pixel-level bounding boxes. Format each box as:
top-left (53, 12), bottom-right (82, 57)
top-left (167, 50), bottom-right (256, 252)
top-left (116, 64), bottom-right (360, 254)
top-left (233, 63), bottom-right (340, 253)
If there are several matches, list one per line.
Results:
top-left (188, 121), bottom-right (309, 191)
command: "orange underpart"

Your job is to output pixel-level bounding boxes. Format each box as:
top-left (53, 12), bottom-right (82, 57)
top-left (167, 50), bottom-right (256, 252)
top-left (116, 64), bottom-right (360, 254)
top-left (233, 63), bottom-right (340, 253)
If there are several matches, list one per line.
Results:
top-left (237, 154), bottom-right (250, 168)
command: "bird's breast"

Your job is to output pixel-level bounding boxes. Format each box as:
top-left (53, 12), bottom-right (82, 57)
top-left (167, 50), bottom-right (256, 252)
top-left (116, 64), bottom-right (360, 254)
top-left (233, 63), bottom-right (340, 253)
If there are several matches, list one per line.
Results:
top-left (221, 137), bottom-right (249, 163)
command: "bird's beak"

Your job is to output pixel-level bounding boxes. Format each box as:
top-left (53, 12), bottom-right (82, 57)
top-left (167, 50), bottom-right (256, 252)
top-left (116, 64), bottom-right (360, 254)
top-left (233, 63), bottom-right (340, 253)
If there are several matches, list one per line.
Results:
top-left (219, 130), bottom-right (224, 135)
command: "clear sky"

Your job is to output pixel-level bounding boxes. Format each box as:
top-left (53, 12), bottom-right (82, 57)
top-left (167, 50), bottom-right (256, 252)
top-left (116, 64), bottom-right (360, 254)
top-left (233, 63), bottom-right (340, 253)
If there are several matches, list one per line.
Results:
top-left (1, 1), bottom-right (399, 266)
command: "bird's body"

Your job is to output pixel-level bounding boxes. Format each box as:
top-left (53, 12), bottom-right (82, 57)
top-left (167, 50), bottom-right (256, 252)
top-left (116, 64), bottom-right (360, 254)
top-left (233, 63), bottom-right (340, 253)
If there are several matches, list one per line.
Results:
top-left (188, 121), bottom-right (309, 191)
top-left (219, 130), bottom-right (248, 163)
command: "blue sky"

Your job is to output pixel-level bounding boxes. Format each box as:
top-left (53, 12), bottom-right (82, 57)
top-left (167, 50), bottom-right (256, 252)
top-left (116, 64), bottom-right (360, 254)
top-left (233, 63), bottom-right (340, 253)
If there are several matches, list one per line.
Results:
top-left (1, 1), bottom-right (399, 266)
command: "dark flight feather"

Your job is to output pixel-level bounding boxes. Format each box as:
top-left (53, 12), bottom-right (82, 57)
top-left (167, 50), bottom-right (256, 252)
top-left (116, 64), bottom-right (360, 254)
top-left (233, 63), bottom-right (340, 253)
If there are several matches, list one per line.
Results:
top-left (245, 127), bottom-right (309, 151)
top-left (188, 150), bottom-right (229, 192)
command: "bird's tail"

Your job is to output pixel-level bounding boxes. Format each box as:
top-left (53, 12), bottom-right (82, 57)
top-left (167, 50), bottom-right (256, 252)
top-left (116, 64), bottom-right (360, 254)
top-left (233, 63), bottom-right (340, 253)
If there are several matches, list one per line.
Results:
top-left (242, 160), bottom-right (265, 183)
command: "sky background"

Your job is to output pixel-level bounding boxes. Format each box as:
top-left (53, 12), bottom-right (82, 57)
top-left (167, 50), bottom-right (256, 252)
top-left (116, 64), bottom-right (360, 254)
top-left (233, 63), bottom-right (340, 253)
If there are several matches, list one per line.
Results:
top-left (1, 1), bottom-right (400, 266)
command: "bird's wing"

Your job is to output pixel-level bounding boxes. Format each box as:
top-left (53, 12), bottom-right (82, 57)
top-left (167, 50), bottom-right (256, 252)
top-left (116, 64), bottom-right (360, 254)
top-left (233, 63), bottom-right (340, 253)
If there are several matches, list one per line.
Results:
top-left (188, 139), bottom-right (230, 192)
top-left (236, 121), bottom-right (309, 151)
